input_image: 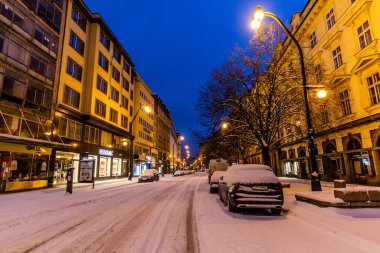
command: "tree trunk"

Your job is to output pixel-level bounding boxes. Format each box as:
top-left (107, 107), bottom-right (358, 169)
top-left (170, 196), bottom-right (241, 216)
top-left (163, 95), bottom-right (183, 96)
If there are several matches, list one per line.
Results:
top-left (262, 146), bottom-right (271, 166)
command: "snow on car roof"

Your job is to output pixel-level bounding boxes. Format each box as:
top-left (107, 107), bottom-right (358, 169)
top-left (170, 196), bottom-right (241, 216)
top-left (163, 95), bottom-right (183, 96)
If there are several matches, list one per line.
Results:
top-left (211, 171), bottom-right (226, 182)
top-left (224, 164), bottom-right (278, 186)
top-left (141, 169), bottom-right (157, 176)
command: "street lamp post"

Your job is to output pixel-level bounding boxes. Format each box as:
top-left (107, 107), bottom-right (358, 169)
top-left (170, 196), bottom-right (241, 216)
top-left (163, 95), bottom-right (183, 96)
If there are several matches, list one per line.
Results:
top-left (122, 139), bottom-right (128, 177)
top-left (252, 6), bottom-right (321, 191)
top-left (172, 133), bottom-right (184, 172)
top-left (128, 106), bottom-right (151, 180)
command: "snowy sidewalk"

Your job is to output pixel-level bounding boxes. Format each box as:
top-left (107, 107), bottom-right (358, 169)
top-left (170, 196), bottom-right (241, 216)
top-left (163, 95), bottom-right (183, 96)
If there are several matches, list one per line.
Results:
top-left (279, 177), bottom-right (380, 208)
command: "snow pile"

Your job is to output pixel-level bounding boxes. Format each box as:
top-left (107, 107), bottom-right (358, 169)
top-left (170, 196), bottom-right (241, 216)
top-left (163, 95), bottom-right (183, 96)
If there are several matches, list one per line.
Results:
top-left (210, 171), bottom-right (226, 183)
top-left (224, 164), bottom-right (279, 187)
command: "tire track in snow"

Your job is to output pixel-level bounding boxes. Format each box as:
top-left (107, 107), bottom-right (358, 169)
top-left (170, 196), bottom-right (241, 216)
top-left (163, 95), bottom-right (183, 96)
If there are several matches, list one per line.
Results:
top-left (0, 181), bottom-right (164, 252)
top-left (23, 220), bottom-right (86, 253)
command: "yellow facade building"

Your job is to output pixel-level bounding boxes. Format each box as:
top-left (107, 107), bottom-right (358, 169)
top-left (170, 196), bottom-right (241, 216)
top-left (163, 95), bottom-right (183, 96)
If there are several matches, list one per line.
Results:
top-left (274, 0), bottom-right (380, 185)
top-left (53, 0), bottom-right (135, 183)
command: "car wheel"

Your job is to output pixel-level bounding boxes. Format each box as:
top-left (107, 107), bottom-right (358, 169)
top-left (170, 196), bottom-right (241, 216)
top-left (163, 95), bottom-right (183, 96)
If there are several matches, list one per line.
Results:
top-left (227, 196), bottom-right (236, 212)
top-left (271, 208), bottom-right (282, 216)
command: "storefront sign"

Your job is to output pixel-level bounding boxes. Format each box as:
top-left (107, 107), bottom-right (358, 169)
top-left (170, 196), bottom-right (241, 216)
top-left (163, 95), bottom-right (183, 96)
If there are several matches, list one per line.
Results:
top-left (0, 142), bottom-right (52, 155)
top-left (99, 149), bottom-right (113, 156)
top-left (79, 160), bottom-right (95, 183)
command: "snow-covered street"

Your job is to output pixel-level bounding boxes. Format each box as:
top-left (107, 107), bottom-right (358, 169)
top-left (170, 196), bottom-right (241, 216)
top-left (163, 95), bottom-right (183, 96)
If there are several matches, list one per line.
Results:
top-left (1, 173), bottom-right (380, 253)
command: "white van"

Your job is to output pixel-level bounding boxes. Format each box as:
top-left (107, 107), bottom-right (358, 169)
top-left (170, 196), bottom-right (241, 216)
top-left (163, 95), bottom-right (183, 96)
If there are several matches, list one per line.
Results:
top-left (208, 158), bottom-right (228, 184)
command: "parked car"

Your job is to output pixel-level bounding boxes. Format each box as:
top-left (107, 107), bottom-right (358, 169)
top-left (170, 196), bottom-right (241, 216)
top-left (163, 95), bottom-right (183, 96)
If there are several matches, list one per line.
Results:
top-left (173, 170), bottom-right (183, 177)
top-left (138, 169), bottom-right (159, 182)
top-left (218, 164), bottom-right (283, 214)
top-left (210, 171), bottom-right (226, 193)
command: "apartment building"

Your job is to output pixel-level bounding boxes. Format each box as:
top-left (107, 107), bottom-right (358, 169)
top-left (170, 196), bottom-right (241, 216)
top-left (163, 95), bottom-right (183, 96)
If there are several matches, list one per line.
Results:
top-left (0, 0), bottom-right (66, 191)
top-left (132, 75), bottom-right (155, 176)
top-left (53, 0), bottom-right (135, 184)
top-left (152, 93), bottom-right (171, 173)
top-left (276, 0), bottom-right (380, 185)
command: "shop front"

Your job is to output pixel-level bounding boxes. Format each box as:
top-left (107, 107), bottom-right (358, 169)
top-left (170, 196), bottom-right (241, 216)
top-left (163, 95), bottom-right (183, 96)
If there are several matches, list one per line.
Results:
top-left (1, 142), bottom-right (51, 192)
top-left (320, 140), bottom-right (345, 181)
top-left (54, 151), bottom-right (80, 185)
top-left (343, 135), bottom-right (375, 184)
top-left (133, 154), bottom-right (153, 176)
top-left (99, 149), bottom-right (112, 178)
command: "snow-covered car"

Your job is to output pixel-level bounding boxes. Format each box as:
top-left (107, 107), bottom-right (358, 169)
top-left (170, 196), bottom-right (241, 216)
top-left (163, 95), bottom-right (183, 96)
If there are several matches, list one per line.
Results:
top-left (138, 169), bottom-right (159, 182)
top-left (173, 170), bottom-right (183, 177)
top-left (210, 171), bottom-right (226, 193)
top-left (218, 164), bottom-right (283, 214)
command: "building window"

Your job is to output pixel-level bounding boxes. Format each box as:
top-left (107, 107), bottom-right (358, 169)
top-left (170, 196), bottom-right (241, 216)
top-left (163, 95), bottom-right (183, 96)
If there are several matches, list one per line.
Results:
top-left (66, 57), bottom-right (82, 81)
top-left (100, 31), bottom-right (110, 50)
top-left (122, 78), bottom-right (129, 92)
top-left (110, 108), bottom-right (118, 123)
top-left (98, 52), bottom-right (109, 72)
top-left (30, 56), bottom-right (46, 76)
top-left (320, 104), bottom-right (329, 124)
top-left (84, 125), bottom-right (100, 144)
top-left (69, 31), bottom-right (84, 55)
top-left (332, 46), bottom-right (343, 70)
top-left (112, 67), bottom-right (120, 82)
top-left (326, 8), bottom-right (335, 30)
top-left (58, 117), bottom-right (82, 140)
top-left (34, 28), bottom-right (50, 48)
top-left (367, 72), bottom-right (380, 105)
top-left (315, 64), bottom-right (322, 83)
top-left (63, 85), bottom-right (80, 108)
top-left (96, 75), bottom-right (107, 94)
top-left (129, 106), bottom-right (133, 117)
top-left (339, 90), bottom-right (351, 116)
top-left (113, 47), bottom-right (121, 63)
top-left (130, 90), bottom-right (134, 100)
top-left (122, 96), bottom-right (129, 109)
top-left (111, 86), bottom-right (119, 102)
top-left (25, 83), bottom-right (52, 111)
top-left (357, 21), bottom-right (372, 50)
top-left (121, 115), bottom-right (128, 129)
top-left (101, 131), bottom-right (112, 147)
top-left (95, 99), bottom-right (106, 117)
top-left (71, 4), bottom-right (86, 31)
top-left (309, 31), bottom-right (317, 49)
top-left (123, 61), bottom-right (130, 74)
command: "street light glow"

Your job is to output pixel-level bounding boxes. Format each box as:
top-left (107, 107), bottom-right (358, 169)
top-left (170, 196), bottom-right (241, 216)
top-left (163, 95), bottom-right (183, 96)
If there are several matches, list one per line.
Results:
top-left (143, 106), bottom-right (151, 113)
top-left (251, 6), bottom-right (264, 30)
top-left (222, 123), bottom-right (228, 129)
top-left (317, 89), bottom-right (327, 99)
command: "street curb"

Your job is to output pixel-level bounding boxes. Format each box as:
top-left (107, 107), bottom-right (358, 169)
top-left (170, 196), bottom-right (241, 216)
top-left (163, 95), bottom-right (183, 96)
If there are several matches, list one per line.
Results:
top-left (295, 194), bottom-right (380, 208)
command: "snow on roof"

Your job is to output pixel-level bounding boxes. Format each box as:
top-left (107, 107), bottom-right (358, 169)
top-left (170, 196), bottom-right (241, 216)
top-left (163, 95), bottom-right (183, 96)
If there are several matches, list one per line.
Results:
top-left (224, 164), bottom-right (278, 187)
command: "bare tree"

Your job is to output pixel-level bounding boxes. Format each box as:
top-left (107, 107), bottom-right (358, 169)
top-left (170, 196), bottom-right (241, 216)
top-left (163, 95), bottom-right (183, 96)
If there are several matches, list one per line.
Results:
top-left (196, 24), bottom-right (305, 166)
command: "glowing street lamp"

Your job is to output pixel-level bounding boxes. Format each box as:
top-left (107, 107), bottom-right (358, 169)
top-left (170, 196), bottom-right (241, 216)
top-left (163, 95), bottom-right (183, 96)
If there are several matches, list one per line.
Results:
top-left (251, 5), bottom-right (321, 191)
top-left (317, 89), bottom-right (327, 99)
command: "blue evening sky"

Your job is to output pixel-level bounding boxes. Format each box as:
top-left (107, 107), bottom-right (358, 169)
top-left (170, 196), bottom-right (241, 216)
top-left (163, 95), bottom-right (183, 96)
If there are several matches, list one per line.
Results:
top-left (86, 0), bottom-right (307, 154)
